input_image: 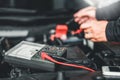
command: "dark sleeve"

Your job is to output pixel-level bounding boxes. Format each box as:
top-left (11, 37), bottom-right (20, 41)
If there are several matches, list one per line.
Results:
top-left (96, 1), bottom-right (120, 21)
top-left (106, 17), bottom-right (120, 42)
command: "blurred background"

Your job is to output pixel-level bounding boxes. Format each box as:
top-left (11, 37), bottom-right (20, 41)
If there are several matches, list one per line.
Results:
top-left (0, 0), bottom-right (119, 10)
top-left (0, 0), bottom-right (120, 79)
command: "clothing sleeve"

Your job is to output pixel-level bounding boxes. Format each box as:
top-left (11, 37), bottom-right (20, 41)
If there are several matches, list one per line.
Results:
top-left (106, 17), bottom-right (120, 42)
top-left (96, 1), bottom-right (120, 20)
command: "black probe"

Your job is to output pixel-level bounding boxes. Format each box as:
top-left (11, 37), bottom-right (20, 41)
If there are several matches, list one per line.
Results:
top-left (65, 18), bottom-right (80, 31)
top-left (65, 18), bottom-right (74, 25)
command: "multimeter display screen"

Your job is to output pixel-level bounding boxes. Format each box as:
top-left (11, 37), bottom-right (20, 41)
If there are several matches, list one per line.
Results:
top-left (109, 67), bottom-right (120, 72)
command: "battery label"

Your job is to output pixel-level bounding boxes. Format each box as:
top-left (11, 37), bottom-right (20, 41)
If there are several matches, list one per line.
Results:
top-left (8, 44), bottom-right (45, 60)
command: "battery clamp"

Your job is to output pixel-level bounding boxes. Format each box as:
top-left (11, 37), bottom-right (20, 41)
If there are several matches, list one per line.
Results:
top-left (4, 41), bottom-right (67, 71)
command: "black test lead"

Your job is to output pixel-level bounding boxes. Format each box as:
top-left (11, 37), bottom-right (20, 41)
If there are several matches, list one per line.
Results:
top-left (65, 18), bottom-right (74, 25)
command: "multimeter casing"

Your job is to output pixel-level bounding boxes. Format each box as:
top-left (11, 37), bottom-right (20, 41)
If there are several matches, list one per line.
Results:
top-left (4, 41), bottom-right (67, 71)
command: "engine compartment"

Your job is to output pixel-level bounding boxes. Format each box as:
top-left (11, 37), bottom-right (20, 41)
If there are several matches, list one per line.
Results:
top-left (0, 1), bottom-right (120, 79)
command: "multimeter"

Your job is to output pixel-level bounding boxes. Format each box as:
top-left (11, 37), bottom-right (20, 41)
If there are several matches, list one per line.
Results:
top-left (4, 41), bottom-right (67, 71)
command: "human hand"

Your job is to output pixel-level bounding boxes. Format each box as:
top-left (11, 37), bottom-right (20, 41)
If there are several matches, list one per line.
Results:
top-left (74, 6), bottom-right (96, 24)
top-left (80, 20), bottom-right (108, 42)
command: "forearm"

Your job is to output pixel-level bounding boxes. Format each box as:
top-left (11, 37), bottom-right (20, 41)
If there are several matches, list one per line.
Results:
top-left (106, 17), bottom-right (120, 42)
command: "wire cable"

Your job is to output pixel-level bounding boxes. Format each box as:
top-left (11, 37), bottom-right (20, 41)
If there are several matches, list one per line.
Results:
top-left (41, 52), bottom-right (95, 72)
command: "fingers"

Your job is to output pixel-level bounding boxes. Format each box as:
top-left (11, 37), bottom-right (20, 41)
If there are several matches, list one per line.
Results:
top-left (80, 21), bottom-right (92, 29)
top-left (80, 21), bottom-right (94, 40)
top-left (74, 6), bottom-right (95, 18)
top-left (81, 22), bottom-right (93, 39)
top-left (80, 21), bottom-right (97, 41)
top-left (90, 38), bottom-right (98, 42)
top-left (74, 7), bottom-right (90, 23)
top-left (74, 17), bottom-right (89, 24)
top-left (74, 17), bottom-right (81, 23)
top-left (74, 6), bottom-right (96, 24)
top-left (84, 28), bottom-right (92, 34)
top-left (74, 13), bottom-right (89, 24)
top-left (84, 32), bottom-right (93, 39)
top-left (78, 17), bottom-right (89, 24)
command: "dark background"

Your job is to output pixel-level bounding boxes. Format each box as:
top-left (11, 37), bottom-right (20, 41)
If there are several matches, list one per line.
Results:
top-left (0, 0), bottom-right (90, 11)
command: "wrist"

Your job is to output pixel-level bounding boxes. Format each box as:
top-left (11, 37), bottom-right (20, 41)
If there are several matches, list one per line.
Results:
top-left (102, 21), bottom-right (108, 41)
